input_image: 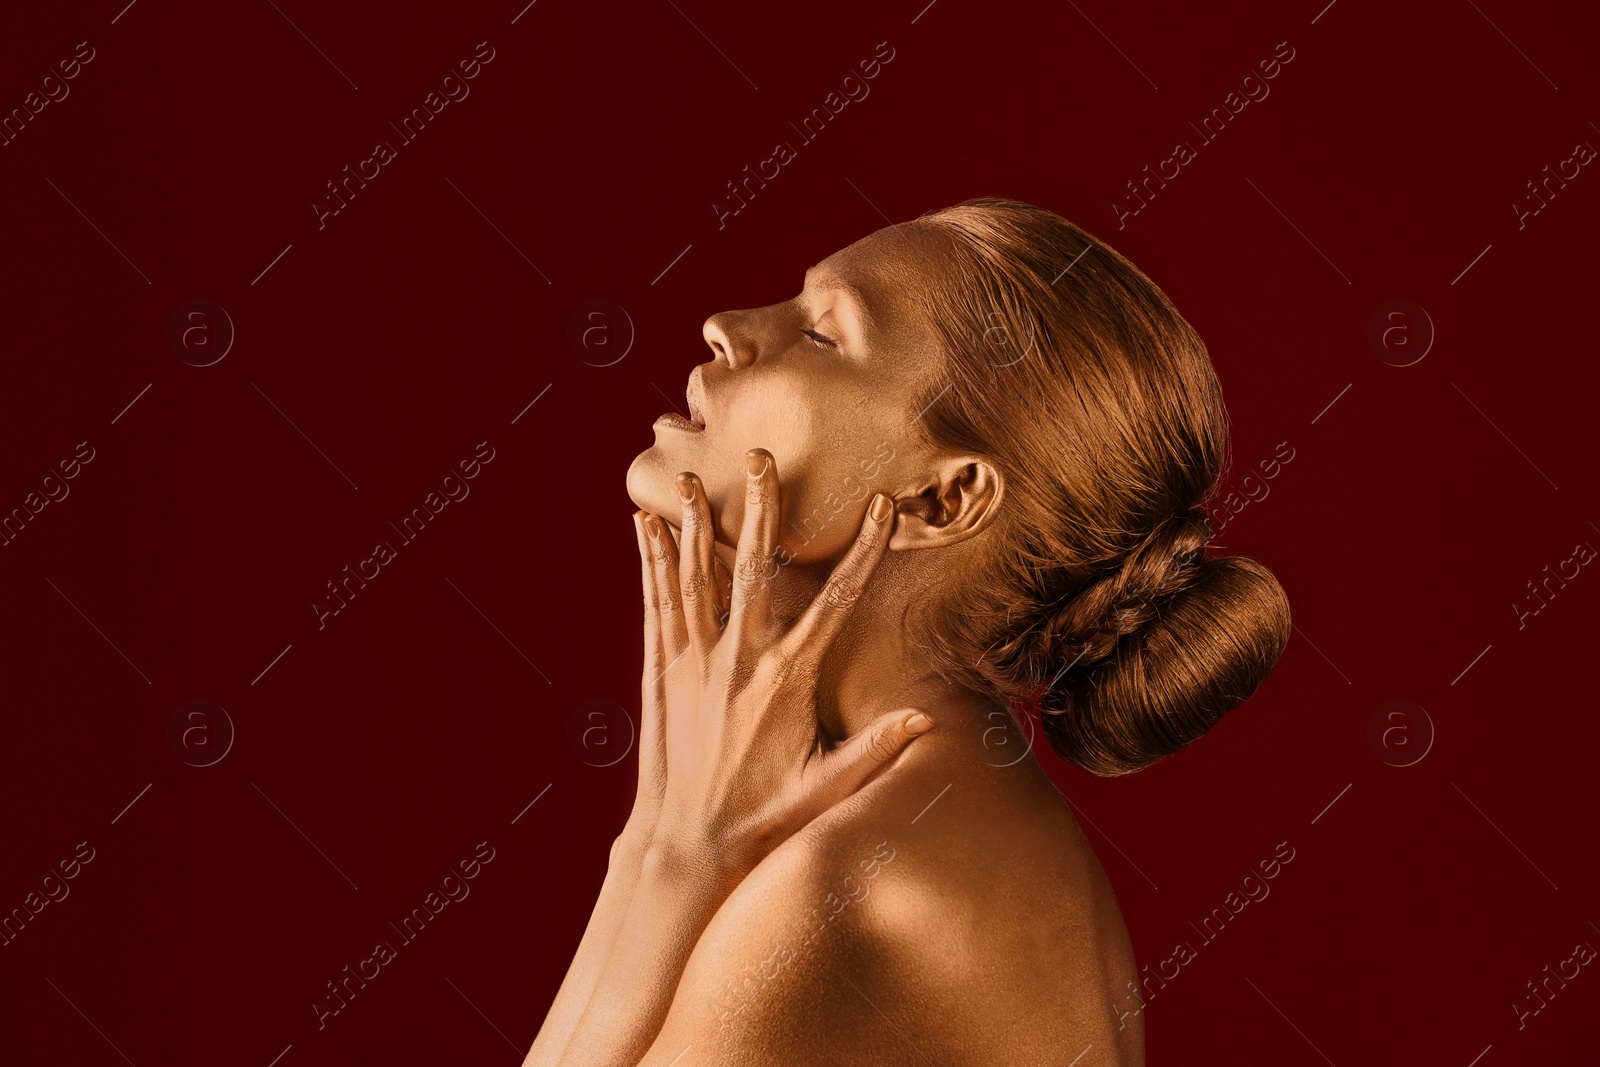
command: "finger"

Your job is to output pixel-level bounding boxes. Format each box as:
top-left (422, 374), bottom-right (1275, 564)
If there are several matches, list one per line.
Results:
top-left (728, 448), bottom-right (781, 637)
top-left (633, 512), bottom-right (666, 750)
top-left (644, 512), bottom-right (690, 664)
top-left (712, 554), bottom-right (733, 627)
top-left (675, 473), bottom-right (719, 654)
top-left (807, 709), bottom-right (935, 808)
top-left (781, 492), bottom-right (895, 669)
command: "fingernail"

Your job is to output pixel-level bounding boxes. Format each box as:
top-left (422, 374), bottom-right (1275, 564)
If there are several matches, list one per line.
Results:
top-left (644, 515), bottom-right (661, 540)
top-left (746, 450), bottom-right (770, 477)
top-left (869, 494), bottom-right (893, 522)
top-left (676, 473), bottom-right (696, 502)
top-left (903, 712), bottom-right (934, 735)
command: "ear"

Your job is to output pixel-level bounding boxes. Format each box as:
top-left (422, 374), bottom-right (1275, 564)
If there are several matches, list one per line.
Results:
top-left (888, 455), bottom-right (1003, 551)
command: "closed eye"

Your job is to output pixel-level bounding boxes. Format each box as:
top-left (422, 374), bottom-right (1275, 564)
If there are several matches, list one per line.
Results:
top-left (800, 327), bottom-right (837, 348)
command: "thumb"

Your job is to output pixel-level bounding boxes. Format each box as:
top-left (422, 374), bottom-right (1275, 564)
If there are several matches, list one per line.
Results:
top-left (809, 709), bottom-right (935, 808)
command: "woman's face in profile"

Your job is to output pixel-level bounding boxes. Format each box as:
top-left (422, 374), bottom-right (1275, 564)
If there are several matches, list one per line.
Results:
top-left (627, 222), bottom-right (950, 563)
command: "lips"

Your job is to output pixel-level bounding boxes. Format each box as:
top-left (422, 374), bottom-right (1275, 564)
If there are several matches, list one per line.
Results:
top-left (686, 370), bottom-right (708, 429)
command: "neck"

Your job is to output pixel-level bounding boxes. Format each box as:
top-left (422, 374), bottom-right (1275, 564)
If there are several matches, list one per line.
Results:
top-left (760, 545), bottom-right (990, 741)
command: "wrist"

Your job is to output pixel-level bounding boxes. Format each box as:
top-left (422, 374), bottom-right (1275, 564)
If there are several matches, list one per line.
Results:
top-left (610, 818), bottom-right (654, 872)
top-left (640, 835), bottom-right (747, 903)
top-left (644, 812), bottom-right (767, 891)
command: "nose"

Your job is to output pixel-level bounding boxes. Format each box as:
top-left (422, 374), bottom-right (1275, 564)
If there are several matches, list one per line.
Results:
top-left (702, 311), bottom-right (754, 369)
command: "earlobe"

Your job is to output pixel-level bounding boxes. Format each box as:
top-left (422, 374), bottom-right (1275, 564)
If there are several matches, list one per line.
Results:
top-left (887, 457), bottom-right (1003, 551)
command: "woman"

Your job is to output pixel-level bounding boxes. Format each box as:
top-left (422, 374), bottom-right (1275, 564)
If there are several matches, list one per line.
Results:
top-left (525, 198), bottom-right (1291, 1066)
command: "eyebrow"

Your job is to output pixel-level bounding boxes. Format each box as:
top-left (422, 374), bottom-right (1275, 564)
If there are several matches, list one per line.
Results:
top-left (801, 267), bottom-right (875, 334)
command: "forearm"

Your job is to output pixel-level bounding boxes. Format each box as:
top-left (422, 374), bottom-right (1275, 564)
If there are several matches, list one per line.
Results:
top-left (552, 841), bottom-right (742, 1067)
top-left (522, 824), bottom-right (652, 1067)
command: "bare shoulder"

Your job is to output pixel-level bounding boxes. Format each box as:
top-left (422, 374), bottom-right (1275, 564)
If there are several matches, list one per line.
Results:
top-left (643, 733), bottom-right (1146, 1066)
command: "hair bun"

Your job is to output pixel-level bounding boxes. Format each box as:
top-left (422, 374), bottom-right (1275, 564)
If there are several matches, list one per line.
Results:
top-left (1039, 552), bottom-right (1290, 776)
top-left (1039, 506), bottom-right (1213, 676)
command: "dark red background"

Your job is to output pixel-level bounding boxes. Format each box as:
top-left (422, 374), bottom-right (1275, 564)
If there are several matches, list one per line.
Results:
top-left (3, 0), bottom-right (1597, 1063)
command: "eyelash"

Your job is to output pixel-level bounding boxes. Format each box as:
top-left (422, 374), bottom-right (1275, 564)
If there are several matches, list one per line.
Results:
top-left (800, 327), bottom-right (836, 348)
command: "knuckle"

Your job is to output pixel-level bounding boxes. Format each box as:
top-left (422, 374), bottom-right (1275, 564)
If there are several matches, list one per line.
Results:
top-left (864, 726), bottom-right (897, 763)
top-left (735, 554), bottom-right (778, 585)
top-left (758, 651), bottom-right (797, 689)
top-left (679, 569), bottom-right (708, 600)
top-left (820, 576), bottom-right (863, 610)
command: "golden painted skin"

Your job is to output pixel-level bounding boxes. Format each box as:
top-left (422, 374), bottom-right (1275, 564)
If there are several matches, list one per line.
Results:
top-left (524, 222), bottom-right (1144, 1067)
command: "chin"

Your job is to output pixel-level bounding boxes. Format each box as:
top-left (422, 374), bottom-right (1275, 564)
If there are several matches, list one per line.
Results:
top-left (625, 446), bottom-right (669, 516)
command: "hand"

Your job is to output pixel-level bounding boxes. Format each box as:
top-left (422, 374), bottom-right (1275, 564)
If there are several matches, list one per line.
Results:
top-left (629, 448), bottom-right (935, 880)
